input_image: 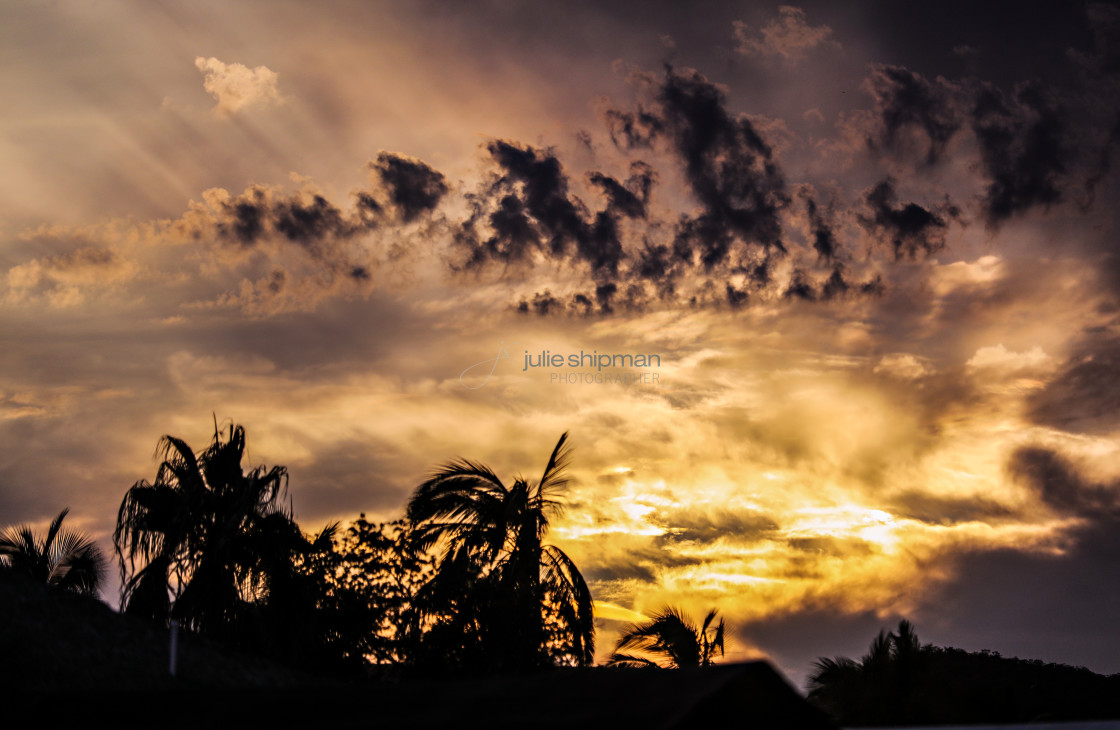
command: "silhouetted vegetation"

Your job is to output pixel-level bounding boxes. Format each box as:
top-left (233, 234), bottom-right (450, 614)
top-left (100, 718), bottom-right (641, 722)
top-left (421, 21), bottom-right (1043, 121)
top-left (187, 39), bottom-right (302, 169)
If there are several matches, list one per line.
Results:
top-left (607, 606), bottom-right (725, 668)
top-left (13, 418), bottom-right (1120, 729)
top-left (0, 507), bottom-right (106, 595)
top-left (113, 423), bottom-right (346, 667)
top-left (809, 620), bottom-right (1120, 726)
top-left (299, 515), bottom-right (433, 665)
top-left (107, 422), bottom-right (592, 675)
top-left (405, 432), bottom-right (595, 672)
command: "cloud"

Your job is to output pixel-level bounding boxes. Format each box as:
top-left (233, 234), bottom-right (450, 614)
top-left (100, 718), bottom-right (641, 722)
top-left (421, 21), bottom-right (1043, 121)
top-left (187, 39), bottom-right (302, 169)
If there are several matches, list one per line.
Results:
top-left (970, 81), bottom-right (1069, 227)
top-left (650, 505), bottom-right (780, 543)
top-left (5, 245), bottom-right (135, 308)
top-left (732, 6), bottom-right (839, 63)
top-left (650, 67), bottom-right (790, 264)
top-left (888, 491), bottom-right (1013, 526)
top-left (194, 57), bottom-right (282, 116)
top-left (909, 445), bottom-right (1120, 673)
top-left (1027, 333), bottom-right (1120, 435)
top-left (859, 178), bottom-right (957, 259)
top-left (801, 191), bottom-right (838, 262)
top-left (966, 344), bottom-right (1050, 372)
top-left (370, 152), bottom-right (449, 223)
top-left (864, 65), bottom-right (964, 165)
top-left (873, 354), bottom-right (930, 380)
top-left (1007, 445), bottom-right (1119, 517)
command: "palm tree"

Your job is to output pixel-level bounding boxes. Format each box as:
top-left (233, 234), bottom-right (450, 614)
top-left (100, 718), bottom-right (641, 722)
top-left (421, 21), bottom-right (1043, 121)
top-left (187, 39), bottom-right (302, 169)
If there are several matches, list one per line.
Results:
top-left (807, 619), bottom-right (927, 725)
top-left (0, 507), bottom-right (106, 596)
top-left (607, 606), bottom-right (725, 668)
top-left (113, 422), bottom-right (293, 641)
top-left (405, 431), bottom-right (594, 670)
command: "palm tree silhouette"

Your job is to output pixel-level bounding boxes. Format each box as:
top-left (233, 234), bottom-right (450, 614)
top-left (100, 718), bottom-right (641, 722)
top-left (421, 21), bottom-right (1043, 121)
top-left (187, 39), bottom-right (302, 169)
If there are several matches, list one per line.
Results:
top-left (113, 422), bottom-right (294, 640)
top-left (607, 606), bottom-right (725, 668)
top-left (406, 431), bottom-right (594, 670)
top-left (807, 619), bottom-right (926, 725)
top-left (0, 507), bottom-right (106, 595)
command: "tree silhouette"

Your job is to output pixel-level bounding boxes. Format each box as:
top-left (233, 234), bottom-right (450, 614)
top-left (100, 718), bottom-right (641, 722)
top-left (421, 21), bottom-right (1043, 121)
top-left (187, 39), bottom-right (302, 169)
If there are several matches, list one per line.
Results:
top-left (0, 507), bottom-right (106, 596)
top-left (607, 606), bottom-right (725, 668)
top-left (807, 619), bottom-right (926, 725)
top-left (113, 422), bottom-right (295, 643)
top-left (406, 432), bottom-right (594, 671)
top-left (301, 515), bottom-right (435, 665)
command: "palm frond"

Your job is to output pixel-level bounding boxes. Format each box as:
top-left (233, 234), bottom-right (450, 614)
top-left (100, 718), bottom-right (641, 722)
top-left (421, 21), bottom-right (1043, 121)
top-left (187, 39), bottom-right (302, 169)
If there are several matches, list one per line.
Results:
top-left (807, 655), bottom-right (861, 693)
top-left (43, 508), bottom-right (69, 557)
top-left (541, 544), bottom-right (595, 664)
top-left (1, 508), bottom-right (105, 596)
top-left (535, 432), bottom-right (572, 507)
top-left (605, 652), bottom-right (661, 668)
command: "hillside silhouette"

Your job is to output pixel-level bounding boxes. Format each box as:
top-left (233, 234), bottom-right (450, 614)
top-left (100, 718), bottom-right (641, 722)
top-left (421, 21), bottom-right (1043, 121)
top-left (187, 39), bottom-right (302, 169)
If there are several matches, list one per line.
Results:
top-left (809, 620), bottom-right (1120, 725)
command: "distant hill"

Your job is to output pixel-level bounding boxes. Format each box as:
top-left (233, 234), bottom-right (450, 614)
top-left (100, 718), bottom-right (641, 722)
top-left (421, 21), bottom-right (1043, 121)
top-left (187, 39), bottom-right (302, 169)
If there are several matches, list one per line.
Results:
top-left (903, 646), bottom-right (1120, 724)
top-left (809, 622), bottom-right (1120, 726)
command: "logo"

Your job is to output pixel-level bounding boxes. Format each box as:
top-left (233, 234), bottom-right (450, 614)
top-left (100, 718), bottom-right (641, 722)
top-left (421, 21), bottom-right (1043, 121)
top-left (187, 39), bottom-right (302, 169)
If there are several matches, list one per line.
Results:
top-left (459, 341), bottom-right (516, 389)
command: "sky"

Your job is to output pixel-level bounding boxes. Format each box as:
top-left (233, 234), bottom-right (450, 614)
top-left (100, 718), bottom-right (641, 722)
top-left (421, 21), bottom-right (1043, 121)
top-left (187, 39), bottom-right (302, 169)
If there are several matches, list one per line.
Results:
top-left (3, 0), bottom-right (1120, 684)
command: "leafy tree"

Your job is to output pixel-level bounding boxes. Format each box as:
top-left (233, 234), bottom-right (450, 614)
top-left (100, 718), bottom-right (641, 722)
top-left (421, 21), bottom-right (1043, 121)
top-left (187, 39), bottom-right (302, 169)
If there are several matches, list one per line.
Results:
top-left (301, 515), bottom-right (434, 665)
top-left (607, 606), bottom-right (725, 668)
top-left (0, 507), bottom-right (106, 596)
top-left (406, 432), bottom-right (594, 672)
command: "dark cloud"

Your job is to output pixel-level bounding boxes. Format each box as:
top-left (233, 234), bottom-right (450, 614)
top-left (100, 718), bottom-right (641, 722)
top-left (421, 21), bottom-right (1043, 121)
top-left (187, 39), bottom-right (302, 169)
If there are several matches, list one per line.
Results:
top-left (581, 543), bottom-right (706, 585)
top-left (784, 268), bottom-right (816, 301)
top-left (916, 534), bottom-right (1120, 676)
top-left (516, 289), bottom-right (565, 316)
top-left (889, 491), bottom-right (1014, 525)
top-left (452, 65), bottom-right (944, 315)
top-left (272, 193), bottom-right (354, 249)
top-left (786, 537), bottom-right (875, 559)
top-left (820, 265), bottom-right (850, 300)
top-left (725, 281), bottom-right (748, 308)
top-left (587, 161), bottom-right (655, 219)
top-left (570, 292), bottom-right (594, 315)
top-left (918, 445), bottom-right (1120, 676)
top-left (221, 189), bottom-right (268, 245)
top-left (45, 246), bottom-right (117, 270)
top-left (370, 151), bottom-right (448, 223)
top-left (484, 193), bottom-right (538, 264)
top-left (650, 506), bottom-right (779, 543)
top-left (487, 140), bottom-right (592, 256)
top-left (458, 140), bottom-right (626, 289)
top-left (1027, 333), bottom-right (1120, 434)
top-left (202, 185), bottom-right (368, 250)
top-left (970, 81), bottom-right (1069, 227)
top-left (604, 105), bottom-right (662, 149)
top-left (652, 66), bottom-right (790, 266)
top-left (865, 64), bottom-right (964, 165)
top-left (860, 178), bottom-right (956, 259)
top-left (181, 151), bottom-right (447, 258)
top-left (803, 194), bottom-right (838, 261)
top-left (190, 185), bottom-right (369, 256)
top-left (600, 66), bottom-right (796, 295)
top-left (1007, 446), bottom-right (1119, 517)
top-left (159, 151), bottom-right (453, 312)
top-left (1086, 1), bottom-right (1120, 76)
top-left (1081, 116), bottom-right (1120, 210)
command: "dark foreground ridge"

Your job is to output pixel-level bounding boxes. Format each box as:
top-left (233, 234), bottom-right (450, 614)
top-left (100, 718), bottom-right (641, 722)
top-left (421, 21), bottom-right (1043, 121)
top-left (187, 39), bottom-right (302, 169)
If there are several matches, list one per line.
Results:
top-left (14, 665), bottom-right (834, 729)
top-left (2, 570), bottom-right (833, 728)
